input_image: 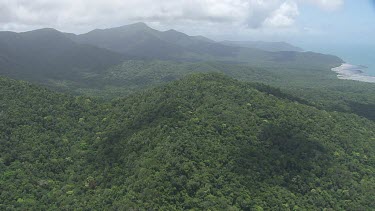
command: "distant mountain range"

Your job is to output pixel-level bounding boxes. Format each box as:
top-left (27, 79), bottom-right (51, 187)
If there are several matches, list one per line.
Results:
top-left (220, 40), bottom-right (303, 52)
top-left (67, 22), bottom-right (239, 59)
top-left (0, 22), bottom-right (342, 84)
top-left (67, 22), bottom-right (335, 65)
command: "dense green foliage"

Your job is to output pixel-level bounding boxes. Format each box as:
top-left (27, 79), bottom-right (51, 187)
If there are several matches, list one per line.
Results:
top-left (54, 59), bottom-right (375, 121)
top-left (1, 74), bottom-right (375, 209)
top-left (5, 23), bottom-right (372, 122)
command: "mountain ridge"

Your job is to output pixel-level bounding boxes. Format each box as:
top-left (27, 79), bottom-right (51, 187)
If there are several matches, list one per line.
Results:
top-left (65, 22), bottom-right (339, 64)
top-left (0, 22), bottom-right (343, 86)
top-left (0, 28), bottom-right (127, 82)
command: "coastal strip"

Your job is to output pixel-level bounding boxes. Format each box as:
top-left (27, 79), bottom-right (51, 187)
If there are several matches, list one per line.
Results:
top-left (332, 63), bottom-right (375, 83)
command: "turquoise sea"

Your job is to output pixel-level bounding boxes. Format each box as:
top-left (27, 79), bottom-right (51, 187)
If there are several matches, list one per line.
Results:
top-left (303, 44), bottom-right (375, 76)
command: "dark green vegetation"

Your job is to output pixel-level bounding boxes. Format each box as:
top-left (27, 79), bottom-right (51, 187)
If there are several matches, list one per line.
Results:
top-left (0, 23), bottom-right (349, 110)
top-left (0, 22), bottom-right (372, 120)
top-left (6, 23), bottom-right (374, 123)
top-left (0, 24), bottom-right (347, 112)
top-left (5, 23), bottom-right (373, 123)
top-left (52, 59), bottom-right (374, 122)
top-left (1, 74), bottom-right (375, 210)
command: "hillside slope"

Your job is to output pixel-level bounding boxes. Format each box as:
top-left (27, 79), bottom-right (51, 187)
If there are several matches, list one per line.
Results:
top-left (1, 74), bottom-right (374, 210)
top-left (72, 60), bottom-right (375, 122)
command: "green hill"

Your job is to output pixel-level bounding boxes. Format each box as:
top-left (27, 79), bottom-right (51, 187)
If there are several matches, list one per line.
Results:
top-left (67, 60), bottom-right (375, 122)
top-left (1, 74), bottom-right (374, 210)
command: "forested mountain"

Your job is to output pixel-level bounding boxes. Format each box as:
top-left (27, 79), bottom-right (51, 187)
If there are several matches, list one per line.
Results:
top-left (220, 40), bottom-right (303, 52)
top-left (0, 23), bottom-right (342, 87)
top-left (1, 24), bottom-right (373, 123)
top-left (69, 23), bottom-right (340, 65)
top-left (55, 60), bottom-right (374, 122)
top-left (67, 23), bottom-right (188, 59)
top-left (1, 74), bottom-right (375, 210)
top-left (68, 23), bottom-right (223, 58)
top-left (0, 28), bottom-right (126, 82)
top-left (68, 22), bottom-right (237, 58)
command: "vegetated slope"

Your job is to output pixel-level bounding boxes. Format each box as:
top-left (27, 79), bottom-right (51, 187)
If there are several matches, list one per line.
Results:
top-left (70, 60), bottom-right (375, 122)
top-left (0, 28), bottom-right (126, 82)
top-left (0, 77), bottom-right (99, 209)
top-left (1, 74), bottom-right (374, 210)
top-left (69, 60), bottom-right (278, 98)
top-left (70, 58), bottom-right (335, 98)
top-left (220, 40), bottom-right (303, 52)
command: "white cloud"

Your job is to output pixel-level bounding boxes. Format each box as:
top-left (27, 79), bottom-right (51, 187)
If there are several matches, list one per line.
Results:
top-left (263, 1), bottom-right (299, 28)
top-left (0, 0), bottom-right (248, 30)
top-left (0, 0), bottom-right (343, 36)
top-left (301, 0), bottom-right (343, 10)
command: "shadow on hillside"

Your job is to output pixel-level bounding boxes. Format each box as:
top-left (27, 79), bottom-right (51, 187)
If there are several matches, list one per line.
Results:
top-left (347, 101), bottom-right (375, 121)
top-left (235, 122), bottom-right (332, 194)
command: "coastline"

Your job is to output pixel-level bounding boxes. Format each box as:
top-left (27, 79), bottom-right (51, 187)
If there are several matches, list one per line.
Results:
top-left (331, 63), bottom-right (375, 83)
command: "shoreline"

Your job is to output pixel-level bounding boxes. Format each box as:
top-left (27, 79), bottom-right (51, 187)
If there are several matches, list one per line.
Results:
top-left (331, 63), bottom-right (375, 83)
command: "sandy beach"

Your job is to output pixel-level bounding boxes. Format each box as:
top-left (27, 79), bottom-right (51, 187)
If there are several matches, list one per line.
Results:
top-left (331, 63), bottom-right (375, 83)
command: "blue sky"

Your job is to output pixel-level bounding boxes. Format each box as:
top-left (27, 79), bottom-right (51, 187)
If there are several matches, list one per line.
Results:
top-left (291, 0), bottom-right (375, 72)
top-left (295, 0), bottom-right (375, 47)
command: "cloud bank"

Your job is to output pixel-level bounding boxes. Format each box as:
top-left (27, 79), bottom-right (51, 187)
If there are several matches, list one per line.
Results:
top-left (0, 0), bottom-right (343, 36)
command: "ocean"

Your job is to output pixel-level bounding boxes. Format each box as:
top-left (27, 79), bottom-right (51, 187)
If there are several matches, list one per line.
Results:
top-left (303, 44), bottom-right (375, 76)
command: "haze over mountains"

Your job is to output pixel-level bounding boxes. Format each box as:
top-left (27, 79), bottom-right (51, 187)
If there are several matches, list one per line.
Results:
top-left (0, 28), bottom-right (127, 81)
top-left (67, 22), bottom-right (337, 65)
top-left (0, 22), bottom-right (342, 84)
top-left (220, 40), bottom-right (303, 52)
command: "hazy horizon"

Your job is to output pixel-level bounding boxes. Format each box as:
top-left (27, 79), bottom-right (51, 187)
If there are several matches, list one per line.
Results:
top-left (1, 0), bottom-right (374, 74)
top-left (1, 1), bottom-right (373, 42)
